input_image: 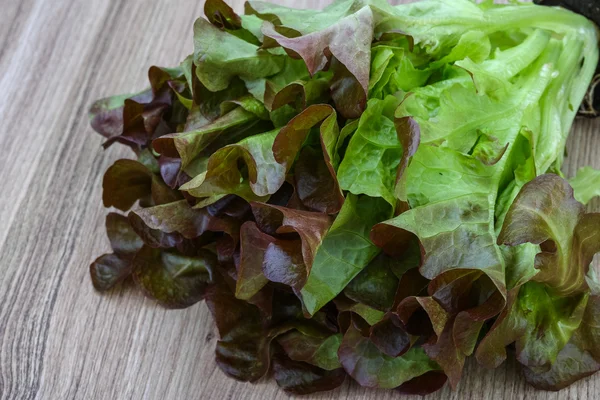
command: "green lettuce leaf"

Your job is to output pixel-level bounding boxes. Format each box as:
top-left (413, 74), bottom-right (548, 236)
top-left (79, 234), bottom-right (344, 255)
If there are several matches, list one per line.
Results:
top-left (193, 17), bottom-right (285, 92)
top-left (300, 195), bottom-right (391, 315)
top-left (569, 166), bottom-right (600, 205)
top-left (338, 95), bottom-right (402, 206)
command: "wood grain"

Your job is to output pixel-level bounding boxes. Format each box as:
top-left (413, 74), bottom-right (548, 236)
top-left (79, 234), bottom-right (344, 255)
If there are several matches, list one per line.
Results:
top-left (0, 1), bottom-right (598, 399)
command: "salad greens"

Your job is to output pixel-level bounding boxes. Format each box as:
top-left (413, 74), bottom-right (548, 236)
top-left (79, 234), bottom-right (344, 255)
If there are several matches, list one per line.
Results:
top-left (89, 0), bottom-right (600, 394)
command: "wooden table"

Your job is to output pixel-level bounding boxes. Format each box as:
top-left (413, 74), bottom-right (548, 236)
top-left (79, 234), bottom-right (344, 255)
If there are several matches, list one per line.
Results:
top-left (1, 0), bottom-right (599, 399)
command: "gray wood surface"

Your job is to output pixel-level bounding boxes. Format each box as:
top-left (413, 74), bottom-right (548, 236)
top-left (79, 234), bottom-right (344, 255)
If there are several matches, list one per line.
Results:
top-left (0, 0), bottom-right (598, 399)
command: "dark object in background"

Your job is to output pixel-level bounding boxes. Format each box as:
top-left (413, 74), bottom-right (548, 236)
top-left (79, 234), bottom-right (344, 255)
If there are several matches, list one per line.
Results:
top-left (534, 0), bottom-right (600, 26)
top-left (535, 0), bottom-right (600, 118)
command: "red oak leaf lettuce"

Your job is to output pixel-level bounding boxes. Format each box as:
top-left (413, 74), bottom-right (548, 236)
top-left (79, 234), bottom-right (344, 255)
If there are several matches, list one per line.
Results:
top-left (88, 0), bottom-right (600, 395)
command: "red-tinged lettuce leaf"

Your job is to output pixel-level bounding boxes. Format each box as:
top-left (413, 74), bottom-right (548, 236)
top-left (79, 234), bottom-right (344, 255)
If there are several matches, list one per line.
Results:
top-left (273, 104), bottom-right (344, 214)
top-left (522, 298), bottom-right (600, 390)
top-left (132, 246), bottom-right (217, 308)
top-left (270, 289), bottom-right (339, 334)
top-left (96, 62), bottom-right (189, 151)
top-left (272, 354), bottom-right (346, 395)
top-left (265, 180), bottom-right (296, 208)
top-left (476, 281), bottom-right (589, 371)
top-left (131, 199), bottom-right (240, 241)
top-left (516, 284), bottom-right (589, 370)
top-left (102, 159), bottom-right (180, 212)
top-left (148, 65), bottom-right (191, 111)
top-left (522, 341), bottom-right (600, 391)
top-left (250, 202), bottom-right (331, 269)
top-left (277, 330), bottom-right (343, 371)
top-left (207, 280), bottom-right (333, 383)
top-left (90, 254), bottom-right (132, 292)
top-left (273, 105), bottom-right (336, 170)
top-left (294, 146), bottom-right (346, 214)
top-left (205, 1), bottom-right (264, 46)
top-left (420, 317), bottom-right (464, 389)
top-left (393, 268), bottom-right (430, 305)
top-left (237, 219), bottom-right (314, 301)
top-left (205, 279), bottom-right (274, 382)
top-left (343, 253), bottom-right (400, 312)
top-left (453, 288), bottom-right (505, 357)
top-left (158, 155), bottom-right (187, 189)
top-left (264, 72), bottom-right (332, 113)
top-left (398, 296), bottom-right (448, 338)
top-left (206, 194), bottom-right (251, 219)
top-left (475, 288), bottom-right (524, 369)
top-left (335, 297), bottom-right (386, 329)
top-left (370, 216), bottom-right (420, 260)
top-left (102, 93), bottom-right (171, 151)
top-left (193, 17), bottom-right (285, 92)
top-left (128, 212), bottom-right (183, 249)
top-left (262, 238), bottom-right (307, 291)
top-left (245, 284), bottom-right (276, 320)
top-left (574, 295), bottom-right (600, 360)
top-left (369, 313), bottom-right (411, 358)
top-left (498, 174), bottom-right (600, 296)
top-left (204, 0), bottom-right (241, 30)
top-left (179, 129), bottom-right (285, 201)
top-left (261, 6), bottom-right (373, 118)
top-left (245, 0), bottom-right (360, 34)
top-left (329, 56), bottom-right (367, 120)
top-left (105, 212), bottom-right (144, 254)
top-left (236, 221), bottom-right (272, 300)
top-left (396, 269), bottom-right (504, 387)
top-left (337, 95), bottom-right (402, 207)
top-left (520, 294), bottom-right (600, 390)
top-left (377, 145), bottom-right (506, 291)
top-left (89, 90), bottom-right (153, 140)
top-left (371, 144), bottom-right (510, 374)
top-left (396, 371), bottom-right (448, 396)
top-left (408, 272), bottom-right (502, 384)
top-left (283, 181), bottom-right (313, 212)
top-left (338, 323), bottom-right (440, 389)
top-left (394, 114), bottom-right (420, 197)
top-left (422, 272), bottom-right (504, 384)
top-left (90, 213), bottom-right (144, 291)
top-left (301, 195), bottom-right (392, 315)
top-left (153, 107), bottom-right (259, 169)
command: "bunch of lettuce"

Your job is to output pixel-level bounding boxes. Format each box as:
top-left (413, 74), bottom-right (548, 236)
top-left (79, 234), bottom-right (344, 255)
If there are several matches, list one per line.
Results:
top-left (89, 0), bottom-right (600, 394)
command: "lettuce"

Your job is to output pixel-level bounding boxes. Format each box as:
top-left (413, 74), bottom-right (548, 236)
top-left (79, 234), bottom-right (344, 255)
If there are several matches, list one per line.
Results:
top-left (88, 0), bottom-right (600, 395)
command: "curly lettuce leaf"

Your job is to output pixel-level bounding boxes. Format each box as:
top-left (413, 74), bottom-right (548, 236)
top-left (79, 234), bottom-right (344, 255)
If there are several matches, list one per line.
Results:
top-left (193, 17), bottom-right (285, 92)
top-left (498, 174), bottom-right (600, 296)
top-left (569, 166), bottom-right (600, 205)
top-left (338, 95), bottom-right (402, 206)
top-left (338, 323), bottom-right (440, 389)
top-left (300, 195), bottom-right (391, 315)
top-left (90, 213), bottom-right (144, 291)
top-left (132, 246), bottom-right (217, 309)
top-left (478, 175), bottom-right (600, 373)
top-left (180, 129), bottom-right (285, 201)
